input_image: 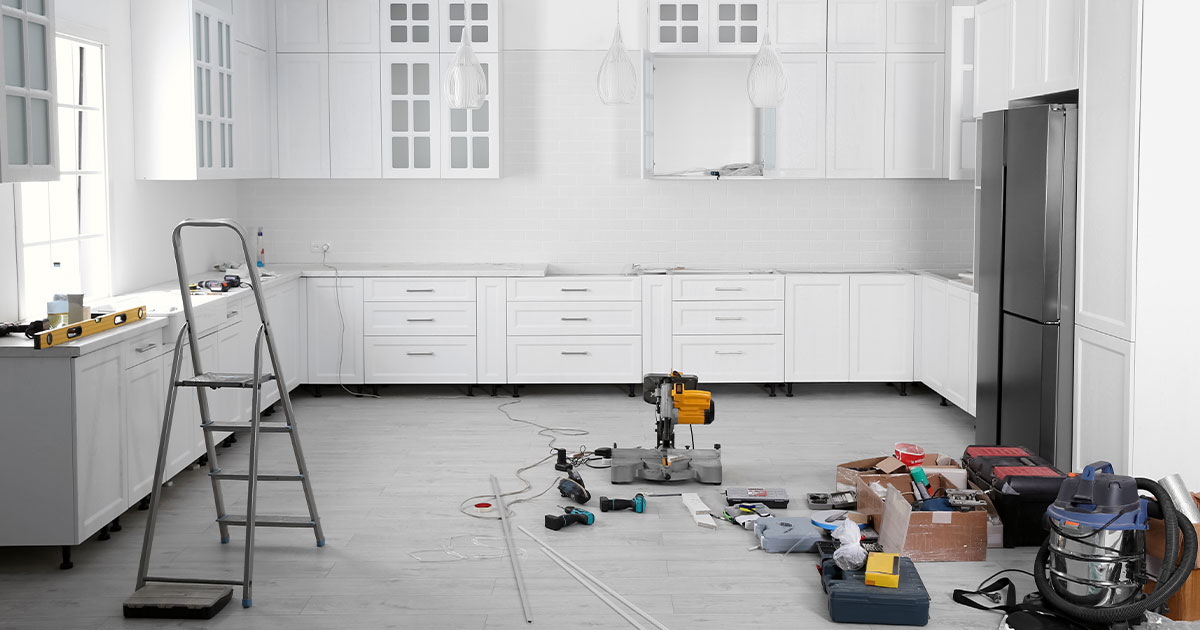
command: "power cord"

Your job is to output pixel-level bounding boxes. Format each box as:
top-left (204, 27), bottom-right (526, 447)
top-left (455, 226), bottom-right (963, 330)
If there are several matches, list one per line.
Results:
top-left (321, 248), bottom-right (379, 399)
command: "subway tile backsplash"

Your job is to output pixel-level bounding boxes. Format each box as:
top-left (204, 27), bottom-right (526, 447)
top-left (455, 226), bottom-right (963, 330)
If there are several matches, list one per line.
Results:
top-left (239, 52), bottom-right (974, 271)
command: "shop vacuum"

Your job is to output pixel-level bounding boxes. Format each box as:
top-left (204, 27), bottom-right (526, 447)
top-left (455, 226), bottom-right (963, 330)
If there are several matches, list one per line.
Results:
top-left (957, 461), bottom-right (1198, 630)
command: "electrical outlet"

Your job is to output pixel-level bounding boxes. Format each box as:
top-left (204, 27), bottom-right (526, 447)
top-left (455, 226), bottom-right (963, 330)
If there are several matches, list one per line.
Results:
top-left (309, 241), bottom-right (332, 254)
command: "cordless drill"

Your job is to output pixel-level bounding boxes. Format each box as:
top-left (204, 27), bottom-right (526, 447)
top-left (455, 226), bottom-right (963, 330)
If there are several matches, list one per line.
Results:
top-left (599, 494), bottom-right (646, 513)
top-left (544, 506), bottom-right (594, 531)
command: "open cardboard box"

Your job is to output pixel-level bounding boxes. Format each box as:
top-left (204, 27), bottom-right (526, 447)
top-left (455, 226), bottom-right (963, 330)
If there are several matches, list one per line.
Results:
top-left (856, 472), bottom-right (994, 562)
top-left (836, 453), bottom-right (967, 492)
top-left (1145, 492), bottom-right (1200, 621)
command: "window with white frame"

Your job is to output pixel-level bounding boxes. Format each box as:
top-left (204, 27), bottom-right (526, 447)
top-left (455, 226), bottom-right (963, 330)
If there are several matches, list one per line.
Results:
top-left (17, 37), bottom-right (108, 319)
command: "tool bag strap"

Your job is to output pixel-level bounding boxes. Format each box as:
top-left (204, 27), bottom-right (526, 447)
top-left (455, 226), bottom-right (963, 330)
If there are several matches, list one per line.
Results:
top-left (952, 577), bottom-right (1020, 613)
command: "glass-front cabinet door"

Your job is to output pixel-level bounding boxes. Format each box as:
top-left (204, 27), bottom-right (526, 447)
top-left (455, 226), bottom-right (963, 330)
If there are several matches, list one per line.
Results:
top-left (193, 3), bottom-right (234, 175)
top-left (1, 0), bottom-right (58, 182)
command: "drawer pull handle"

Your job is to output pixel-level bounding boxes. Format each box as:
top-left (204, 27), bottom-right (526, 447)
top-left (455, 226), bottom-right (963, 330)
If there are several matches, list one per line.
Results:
top-left (714, 316), bottom-right (744, 321)
top-left (715, 350), bottom-right (744, 355)
top-left (714, 287), bottom-right (744, 292)
top-left (560, 317), bottom-right (591, 321)
top-left (406, 288), bottom-right (436, 293)
top-left (407, 351), bottom-right (435, 356)
top-left (406, 318), bottom-right (436, 322)
top-left (135, 343), bottom-right (158, 353)
top-left (560, 288), bottom-right (590, 292)
top-left (227, 310), bottom-right (238, 318)
top-left (561, 351), bottom-right (590, 356)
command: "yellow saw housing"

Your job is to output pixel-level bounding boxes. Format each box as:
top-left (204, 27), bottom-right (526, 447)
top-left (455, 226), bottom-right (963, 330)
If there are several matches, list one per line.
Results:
top-left (672, 383), bottom-right (714, 425)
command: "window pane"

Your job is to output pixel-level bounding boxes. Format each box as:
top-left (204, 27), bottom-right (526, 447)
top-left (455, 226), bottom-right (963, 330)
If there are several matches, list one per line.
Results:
top-left (413, 63), bottom-right (429, 95)
top-left (28, 22), bottom-right (46, 90)
top-left (49, 240), bottom-right (82, 294)
top-left (391, 100), bottom-right (408, 132)
top-left (471, 101), bottom-right (488, 132)
top-left (29, 97), bottom-right (49, 164)
top-left (391, 63), bottom-right (408, 95)
top-left (450, 137), bottom-right (466, 168)
top-left (3, 0), bottom-right (24, 9)
top-left (6, 95), bottom-right (27, 165)
top-left (21, 244), bottom-right (52, 314)
top-left (78, 174), bottom-right (106, 236)
top-left (48, 175), bottom-right (81, 240)
top-left (414, 137), bottom-right (430, 168)
top-left (472, 137), bottom-right (488, 168)
top-left (19, 181), bottom-right (50, 243)
top-left (391, 136), bottom-right (408, 168)
top-left (5, 16), bottom-right (25, 87)
top-left (55, 38), bottom-right (75, 104)
top-left (57, 106), bottom-right (77, 171)
top-left (449, 107), bottom-right (465, 132)
top-left (413, 101), bottom-right (429, 132)
top-left (79, 236), bottom-right (110, 299)
top-left (80, 43), bottom-right (102, 107)
top-left (79, 109), bottom-right (104, 171)
top-left (27, 0), bottom-right (44, 15)
top-left (194, 13), bottom-right (202, 61)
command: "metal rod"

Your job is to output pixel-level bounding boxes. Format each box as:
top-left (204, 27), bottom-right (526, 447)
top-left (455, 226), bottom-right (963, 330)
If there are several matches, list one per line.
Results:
top-left (143, 576), bottom-right (244, 586)
top-left (241, 325), bottom-right (266, 608)
top-left (539, 548), bottom-right (648, 630)
top-left (517, 525), bottom-right (670, 630)
top-left (491, 475), bottom-right (533, 623)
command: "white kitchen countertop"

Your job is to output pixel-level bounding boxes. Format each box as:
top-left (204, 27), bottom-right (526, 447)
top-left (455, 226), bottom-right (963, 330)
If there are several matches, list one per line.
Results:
top-left (0, 317), bottom-right (167, 358)
top-left (917, 269), bottom-right (975, 292)
top-left (290, 262), bottom-right (549, 277)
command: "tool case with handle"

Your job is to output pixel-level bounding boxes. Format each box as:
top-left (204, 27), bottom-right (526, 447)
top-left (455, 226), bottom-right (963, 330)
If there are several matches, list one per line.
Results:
top-left (820, 556), bottom-right (930, 626)
top-left (961, 445), bottom-right (1067, 548)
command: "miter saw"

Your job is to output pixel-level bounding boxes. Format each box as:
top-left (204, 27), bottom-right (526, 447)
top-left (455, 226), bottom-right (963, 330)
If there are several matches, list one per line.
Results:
top-left (609, 372), bottom-right (722, 484)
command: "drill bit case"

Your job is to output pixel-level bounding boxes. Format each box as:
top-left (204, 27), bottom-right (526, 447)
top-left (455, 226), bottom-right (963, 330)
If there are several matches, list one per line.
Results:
top-left (820, 555), bottom-right (930, 626)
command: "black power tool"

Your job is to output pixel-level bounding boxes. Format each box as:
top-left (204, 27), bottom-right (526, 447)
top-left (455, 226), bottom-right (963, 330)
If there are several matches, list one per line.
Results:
top-left (599, 494), bottom-right (646, 513)
top-left (544, 506), bottom-right (594, 531)
top-left (555, 449), bottom-right (592, 504)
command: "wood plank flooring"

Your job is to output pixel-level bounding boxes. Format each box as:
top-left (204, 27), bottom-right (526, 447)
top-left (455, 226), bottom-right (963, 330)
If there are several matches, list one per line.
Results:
top-left (0, 383), bottom-right (1040, 629)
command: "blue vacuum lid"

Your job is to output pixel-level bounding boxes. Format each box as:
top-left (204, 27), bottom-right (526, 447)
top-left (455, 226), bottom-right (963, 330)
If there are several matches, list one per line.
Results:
top-left (1049, 461), bottom-right (1147, 531)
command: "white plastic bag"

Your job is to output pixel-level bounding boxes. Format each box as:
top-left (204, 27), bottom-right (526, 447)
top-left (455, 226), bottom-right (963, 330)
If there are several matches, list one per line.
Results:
top-left (832, 520), bottom-right (868, 571)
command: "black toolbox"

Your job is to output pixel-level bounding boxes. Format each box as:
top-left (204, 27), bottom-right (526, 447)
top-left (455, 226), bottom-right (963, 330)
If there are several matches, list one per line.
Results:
top-left (962, 445), bottom-right (1067, 548)
top-left (820, 556), bottom-right (930, 626)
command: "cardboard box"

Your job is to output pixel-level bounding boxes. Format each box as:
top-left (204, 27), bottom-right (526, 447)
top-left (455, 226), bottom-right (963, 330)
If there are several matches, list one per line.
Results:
top-left (836, 453), bottom-right (966, 492)
top-left (1145, 492), bottom-right (1200, 621)
top-left (857, 473), bottom-right (990, 562)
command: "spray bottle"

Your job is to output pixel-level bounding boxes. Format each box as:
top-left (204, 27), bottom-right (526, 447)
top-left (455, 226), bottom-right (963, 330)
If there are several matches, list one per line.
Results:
top-left (256, 227), bottom-right (265, 268)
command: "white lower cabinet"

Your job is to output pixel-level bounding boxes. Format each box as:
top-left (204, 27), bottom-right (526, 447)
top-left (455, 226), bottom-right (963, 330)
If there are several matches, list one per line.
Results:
top-left (642, 276), bottom-right (673, 374)
top-left (75, 346), bottom-right (128, 540)
top-left (848, 274), bottom-right (914, 381)
top-left (508, 336), bottom-right (642, 384)
top-left (942, 281), bottom-right (972, 407)
top-left (785, 274), bottom-right (850, 381)
top-left (365, 301), bottom-right (477, 335)
top-left (508, 302), bottom-right (641, 336)
top-left (916, 275), bottom-right (976, 413)
top-left (476, 278), bottom-right (507, 384)
top-left (672, 301), bottom-right (784, 335)
top-left (124, 352), bottom-right (168, 502)
top-left (306, 277), bottom-right (365, 384)
top-left (672, 334), bottom-right (785, 383)
top-left (1073, 326), bottom-right (1133, 474)
top-left (917, 276), bottom-right (947, 390)
top-left (365, 336), bottom-right (477, 384)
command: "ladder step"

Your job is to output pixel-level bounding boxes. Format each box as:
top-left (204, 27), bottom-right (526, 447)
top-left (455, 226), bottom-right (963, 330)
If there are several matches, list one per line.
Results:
top-left (124, 583), bottom-right (234, 620)
top-left (178, 372), bottom-right (276, 389)
top-left (217, 515), bottom-right (316, 528)
top-left (143, 576), bottom-right (245, 587)
top-left (202, 422), bottom-right (292, 433)
top-left (210, 470), bottom-right (304, 482)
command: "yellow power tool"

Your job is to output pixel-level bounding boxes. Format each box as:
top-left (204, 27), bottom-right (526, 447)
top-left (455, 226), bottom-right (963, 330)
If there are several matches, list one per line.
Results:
top-left (609, 372), bottom-right (722, 484)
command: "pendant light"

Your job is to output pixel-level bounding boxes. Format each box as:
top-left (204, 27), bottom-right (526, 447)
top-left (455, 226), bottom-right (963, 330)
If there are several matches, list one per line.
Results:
top-left (747, 27), bottom-right (787, 107)
top-left (597, 2), bottom-right (638, 105)
top-left (445, 11), bottom-right (488, 110)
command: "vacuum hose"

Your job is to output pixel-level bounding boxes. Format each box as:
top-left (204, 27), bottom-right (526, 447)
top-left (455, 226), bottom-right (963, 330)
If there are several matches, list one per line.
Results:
top-left (1034, 477), bottom-right (1198, 624)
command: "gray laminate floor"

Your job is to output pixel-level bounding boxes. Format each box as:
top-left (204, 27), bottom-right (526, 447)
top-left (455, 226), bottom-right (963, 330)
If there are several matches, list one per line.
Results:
top-left (0, 383), bottom-right (1039, 629)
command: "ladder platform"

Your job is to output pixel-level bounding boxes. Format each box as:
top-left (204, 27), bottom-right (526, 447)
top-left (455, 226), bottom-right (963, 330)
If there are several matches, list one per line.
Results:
top-left (210, 470), bottom-right (305, 482)
top-left (123, 583), bottom-right (233, 619)
top-left (178, 372), bottom-right (276, 389)
top-left (202, 422), bottom-right (292, 433)
top-left (217, 514), bottom-right (316, 528)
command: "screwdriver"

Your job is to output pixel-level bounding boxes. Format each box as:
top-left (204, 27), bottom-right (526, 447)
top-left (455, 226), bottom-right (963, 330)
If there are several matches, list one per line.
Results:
top-left (599, 494), bottom-right (646, 513)
top-left (544, 506), bottom-right (594, 531)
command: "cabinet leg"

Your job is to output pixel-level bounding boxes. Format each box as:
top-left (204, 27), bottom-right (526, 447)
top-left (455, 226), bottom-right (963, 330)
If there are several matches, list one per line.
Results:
top-left (262, 403), bottom-right (275, 417)
top-left (899, 383), bottom-right (908, 397)
top-left (512, 385), bottom-right (521, 398)
top-left (627, 384), bottom-right (636, 397)
top-left (466, 384), bottom-right (475, 397)
top-left (198, 454), bottom-right (208, 468)
top-left (138, 496), bottom-right (151, 511)
top-left (109, 517), bottom-right (122, 533)
top-left (97, 524), bottom-right (110, 541)
top-left (372, 385), bottom-right (380, 396)
top-left (766, 384), bottom-right (777, 398)
top-left (786, 383), bottom-right (794, 397)
top-left (312, 385), bottom-right (323, 398)
top-left (940, 396), bottom-right (948, 407)
top-left (60, 546), bottom-right (73, 570)
top-left (490, 385), bottom-right (498, 397)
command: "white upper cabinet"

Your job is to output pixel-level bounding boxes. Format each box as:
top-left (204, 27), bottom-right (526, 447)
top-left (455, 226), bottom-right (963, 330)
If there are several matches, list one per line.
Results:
top-left (234, 0), bottom-right (270, 50)
top-left (946, 5), bottom-right (975, 180)
top-left (774, 53), bottom-right (826, 178)
top-left (827, 0), bottom-right (886, 52)
top-left (441, 0), bottom-right (500, 53)
top-left (380, 0), bottom-right (439, 52)
top-left (232, 41), bottom-right (272, 178)
top-left (772, 0), bottom-right (827, 52)
top-left (885, 53), bottom-right (944, 178)
top-left (381, 53), bottom-right (440, 177)
top-left (972, 0), bottom-right (1009, 117)
top-left (708, 0), bottom-right (768, 53)
top-left (648, 0), bottom-right (709, 53)
top-left (329, 53), bottom-right (381, 178)
top-left (328, 0), bottom-right (379, 52)
top-left (1009, 0), bottom-right (1080, 99)
top-left (276, 0), bottom-right (327, 52)
top-left (440, 53), bottom-right (498, 178)
top-left (886, 0), bottom-right (945, 52)
top-left (275, 53), bottom-right (330, 178)
top-left (0, 0), bottom-right (58, 183)
top-left (826, 53), bottom-right (884, 178)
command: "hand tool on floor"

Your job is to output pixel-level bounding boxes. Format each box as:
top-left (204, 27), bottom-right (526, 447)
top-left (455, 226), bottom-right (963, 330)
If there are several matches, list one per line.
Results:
top-left (609, 372), bottom-right (721, 484)
top-left (554, 448), bottom-right (592, 504)
top-left (599, 494), bottom-right (645, 513)
top-left (545, 506), bottom-right (595, 531)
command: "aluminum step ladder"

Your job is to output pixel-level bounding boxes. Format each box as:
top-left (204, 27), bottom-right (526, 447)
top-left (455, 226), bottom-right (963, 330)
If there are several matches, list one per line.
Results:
top-left (126, 219), bottom-right (324, 616)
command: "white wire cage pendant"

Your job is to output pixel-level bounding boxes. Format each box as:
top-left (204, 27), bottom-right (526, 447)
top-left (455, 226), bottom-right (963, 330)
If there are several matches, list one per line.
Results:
top-left (445, 29), bottom-right (488, 109)
top-left (597, 26), bottom-right (638, 105)
top-left (747, 32), bottom-right (787, 107)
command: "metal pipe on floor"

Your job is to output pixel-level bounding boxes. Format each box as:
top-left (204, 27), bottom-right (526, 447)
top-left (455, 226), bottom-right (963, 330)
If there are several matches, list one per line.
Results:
top-left (517, 525), bottom-right (671, 630)
top-left (539, 549), bottom-right (649, 630)
top-left (491, 475), bottom-right (533, 623)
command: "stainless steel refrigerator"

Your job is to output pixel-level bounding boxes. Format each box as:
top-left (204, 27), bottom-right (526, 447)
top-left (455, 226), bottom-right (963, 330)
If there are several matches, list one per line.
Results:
top-left (976, 103), bottom-right (1078, 469)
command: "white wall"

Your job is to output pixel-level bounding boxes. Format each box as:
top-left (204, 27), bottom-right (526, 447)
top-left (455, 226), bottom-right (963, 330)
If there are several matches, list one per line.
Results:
top-left (58, 0), bottom-right (239, 298)
top-left (241, 50), bottom-right (974, 270)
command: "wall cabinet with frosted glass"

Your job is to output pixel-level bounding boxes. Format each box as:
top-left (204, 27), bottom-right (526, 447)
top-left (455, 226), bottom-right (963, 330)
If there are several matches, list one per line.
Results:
top-left (131, 0), bottom-right (254, 180)
top-left (0, 0), bottom-right (58, 183)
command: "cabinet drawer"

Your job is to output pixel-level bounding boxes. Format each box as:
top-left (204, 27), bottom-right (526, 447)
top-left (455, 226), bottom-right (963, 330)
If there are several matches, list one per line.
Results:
top-left (507, 336), bottom-right (641, 384)
top-left (672, 301), bottom-right (784, 335)
top-left (671, 335), bottom-right (784, 383)
top-left (672, 275), bottom-right (784, 301)
top-left (364, 302), bottom-right (476, 336)
top-left (507, 277), bottom-right (640, 302)
top-left (507, 302), bottom-right (641, 336)
top-left (364, 336), bottom-right (477, 384)
top-left (122, 329), bottom-right (169, 367)
top-left (364, 278), bottom-right (476, 301)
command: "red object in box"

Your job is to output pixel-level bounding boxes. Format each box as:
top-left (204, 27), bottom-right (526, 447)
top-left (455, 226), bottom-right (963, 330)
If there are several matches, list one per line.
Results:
top-left (893, 443), bottom-right (925, 467)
